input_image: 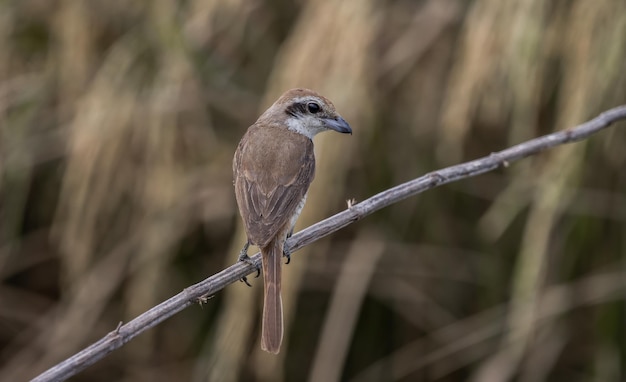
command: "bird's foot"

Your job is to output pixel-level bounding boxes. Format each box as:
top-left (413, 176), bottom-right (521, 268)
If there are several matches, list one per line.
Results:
top-left (283, 246), bottom-right (291, 265)
top-left (238, 241), bottom-right (260, 287)
top-left (283, 230), bottom-right (294, 265)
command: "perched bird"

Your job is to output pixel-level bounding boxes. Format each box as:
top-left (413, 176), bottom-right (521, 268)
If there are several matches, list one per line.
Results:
top-left (233, 88), bottom-right (352, 353)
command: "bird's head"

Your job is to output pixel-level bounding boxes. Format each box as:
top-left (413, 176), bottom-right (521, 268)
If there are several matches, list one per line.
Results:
top-left (259, 88), bottom-right (352, 139)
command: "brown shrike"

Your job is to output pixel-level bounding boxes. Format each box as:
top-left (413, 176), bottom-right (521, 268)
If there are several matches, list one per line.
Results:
top-left (233, 88), bottom-right (352, 354)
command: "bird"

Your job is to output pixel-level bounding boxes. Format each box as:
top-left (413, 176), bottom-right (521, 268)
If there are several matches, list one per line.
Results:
top-left (233, 88), bottom-right (352, 354)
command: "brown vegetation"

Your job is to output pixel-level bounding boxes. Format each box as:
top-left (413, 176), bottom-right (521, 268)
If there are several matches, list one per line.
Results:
top-left (1, 1), bottom-right (625, 381)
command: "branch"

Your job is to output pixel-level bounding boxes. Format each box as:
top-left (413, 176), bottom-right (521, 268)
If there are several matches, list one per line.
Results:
top-left (32, 105), bottom-right (626, 382)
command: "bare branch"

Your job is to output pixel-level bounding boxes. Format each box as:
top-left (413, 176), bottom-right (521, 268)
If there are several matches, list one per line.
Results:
top-left (32, 105), bottom-right (626, 382)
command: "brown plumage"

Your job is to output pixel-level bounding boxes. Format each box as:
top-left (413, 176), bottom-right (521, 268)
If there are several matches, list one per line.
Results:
top-left (233, 88), bottom-right (351, 354)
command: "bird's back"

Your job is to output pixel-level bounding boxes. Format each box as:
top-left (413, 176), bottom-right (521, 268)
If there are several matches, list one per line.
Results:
top-left (233, 124), bottom-right (315, 247)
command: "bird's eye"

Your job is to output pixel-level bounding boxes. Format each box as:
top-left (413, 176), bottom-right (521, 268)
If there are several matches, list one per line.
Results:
top-left (307, 102), bottom-right (321, 114)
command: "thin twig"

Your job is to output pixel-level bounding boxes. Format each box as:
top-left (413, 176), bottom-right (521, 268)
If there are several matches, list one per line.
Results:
top-left (32, 105), bottom-right (626, 382)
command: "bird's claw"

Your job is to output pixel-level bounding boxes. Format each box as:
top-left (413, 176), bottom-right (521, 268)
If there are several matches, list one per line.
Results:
top-left (283, 246), bottom-right (291, 265)
top-left (240, 276), bottom-right (253, 287)
top-left (283, 230), bottom-right (294, 265)
top-left (238, 241), bottom-right (260, 286)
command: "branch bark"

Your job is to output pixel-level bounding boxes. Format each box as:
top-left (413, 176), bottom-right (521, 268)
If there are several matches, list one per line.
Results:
top-left (32, 105), bottom-right (626, 382)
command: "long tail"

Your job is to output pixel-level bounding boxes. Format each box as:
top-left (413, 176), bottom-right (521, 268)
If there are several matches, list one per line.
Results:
top-left (260, 238), bottom-right (283, 354)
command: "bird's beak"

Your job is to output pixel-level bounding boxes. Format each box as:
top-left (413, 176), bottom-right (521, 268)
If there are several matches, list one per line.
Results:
top-left (323, 116), bottom-right (352, 134)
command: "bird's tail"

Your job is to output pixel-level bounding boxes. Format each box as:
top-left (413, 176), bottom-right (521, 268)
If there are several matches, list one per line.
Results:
top-left (260, 238), bottom-right (283, 354)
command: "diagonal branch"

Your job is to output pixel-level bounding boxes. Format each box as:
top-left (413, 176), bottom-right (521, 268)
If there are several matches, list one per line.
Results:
top-left (32, 105), bottom-right (626, 382)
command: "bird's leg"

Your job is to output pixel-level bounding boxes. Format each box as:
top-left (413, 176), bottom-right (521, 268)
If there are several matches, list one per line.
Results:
top-left (238, 240), bottom-right (251, 262)
top-left (238, 240), bottom-right (260, 287)
top-left (283, 229), bottom-right (294, 265)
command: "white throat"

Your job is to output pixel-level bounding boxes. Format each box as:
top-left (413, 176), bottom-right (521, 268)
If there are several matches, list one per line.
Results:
top-left (286, 116), bottom-right (324, 140)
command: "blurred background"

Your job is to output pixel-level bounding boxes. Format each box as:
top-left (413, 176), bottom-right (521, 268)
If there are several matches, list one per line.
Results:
top-left (1, 0), bottom-right (625, 381)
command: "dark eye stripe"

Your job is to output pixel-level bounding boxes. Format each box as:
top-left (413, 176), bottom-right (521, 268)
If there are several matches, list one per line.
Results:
top-left (285, 102), bottom-right (310, 117)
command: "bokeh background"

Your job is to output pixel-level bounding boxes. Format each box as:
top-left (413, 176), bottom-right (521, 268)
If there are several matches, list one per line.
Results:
top-left (1, 1), bottom-right (626, 381)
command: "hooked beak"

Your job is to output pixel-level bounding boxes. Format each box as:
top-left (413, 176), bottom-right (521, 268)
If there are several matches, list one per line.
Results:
top-left (323, 116), bottom-right (352, 134)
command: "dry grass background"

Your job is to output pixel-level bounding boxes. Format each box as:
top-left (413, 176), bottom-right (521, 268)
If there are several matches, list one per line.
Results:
top-left (1, 1), bottom-right (625, 381)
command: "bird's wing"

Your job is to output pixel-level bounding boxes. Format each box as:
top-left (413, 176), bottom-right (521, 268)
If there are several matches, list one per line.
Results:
top-left (234, 126), bottom-right (315, 247)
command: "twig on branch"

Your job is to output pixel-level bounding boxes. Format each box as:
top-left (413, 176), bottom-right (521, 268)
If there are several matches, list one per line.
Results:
top-left (32, 105), bottom-right (626, 382)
